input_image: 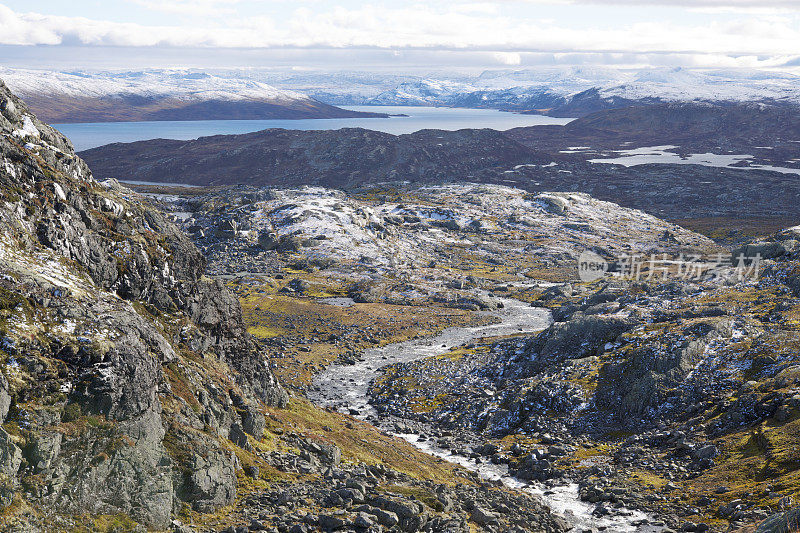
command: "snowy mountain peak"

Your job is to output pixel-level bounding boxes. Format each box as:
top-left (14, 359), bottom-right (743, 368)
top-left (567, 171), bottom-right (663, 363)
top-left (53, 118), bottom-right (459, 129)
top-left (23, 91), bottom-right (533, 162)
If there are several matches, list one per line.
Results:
top-left (0, 68), bottom-right (313, 102)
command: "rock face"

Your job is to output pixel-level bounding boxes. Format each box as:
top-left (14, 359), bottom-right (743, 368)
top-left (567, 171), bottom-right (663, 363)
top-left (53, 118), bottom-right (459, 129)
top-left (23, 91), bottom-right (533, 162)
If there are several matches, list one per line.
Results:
top-left (756, 506), bottom-right (800, 533)
top-left (0, 79), bottom-right (286, 528)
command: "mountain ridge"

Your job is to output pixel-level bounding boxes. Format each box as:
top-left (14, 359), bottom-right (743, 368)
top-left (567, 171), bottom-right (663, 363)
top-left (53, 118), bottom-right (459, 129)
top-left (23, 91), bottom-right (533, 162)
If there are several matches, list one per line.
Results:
top-left (1, 68), bottom-right (388, 123)
top-left (0, 77), bottom-right (287, 528)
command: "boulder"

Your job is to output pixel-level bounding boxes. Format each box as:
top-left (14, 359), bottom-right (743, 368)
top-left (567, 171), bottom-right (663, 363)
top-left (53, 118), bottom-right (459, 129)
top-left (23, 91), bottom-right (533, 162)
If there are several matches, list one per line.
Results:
top-left (528, 315), bottom-right (634, 364)
top-left (691, 444), bottom-right (719, 461)
top-left (755, 506), bottom-right (800, 532)
top-left (732, 241), bottom-right (787, 261)
top-left (470, 507), bottom-right (498, 526)
top-left (535, 194), bottom-right (570, 215)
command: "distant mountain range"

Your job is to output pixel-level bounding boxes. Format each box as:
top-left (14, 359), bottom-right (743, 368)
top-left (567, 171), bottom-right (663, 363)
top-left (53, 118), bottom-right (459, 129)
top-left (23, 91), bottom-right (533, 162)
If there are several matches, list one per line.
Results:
top-left (243, 66), bottom-right (800, 116)
top-left (6, 67), bottom-right (800, 122)
top-left (0, 68), bottom-right (388, 123)
top-left (357, 68), bottom-right (800, 116)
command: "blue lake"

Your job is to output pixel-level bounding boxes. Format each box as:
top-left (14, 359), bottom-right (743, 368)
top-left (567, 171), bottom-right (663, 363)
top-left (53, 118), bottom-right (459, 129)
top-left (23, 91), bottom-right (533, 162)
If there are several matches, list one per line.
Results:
top-left (54, 106), bottom-right (574, 152)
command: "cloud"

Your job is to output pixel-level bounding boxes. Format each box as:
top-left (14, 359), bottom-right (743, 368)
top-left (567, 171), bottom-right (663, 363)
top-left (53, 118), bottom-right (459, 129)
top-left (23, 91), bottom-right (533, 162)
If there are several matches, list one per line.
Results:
top-left (126, 0), bottom-right (241, 17)
top-left (494, 52), bottom-right (522, 65)
top-left (0, 4), bottom-right (61, 45)
top-left (518, 0), bottom-right (800, 7)
top-left (0, 1), bottom-right (799, 64)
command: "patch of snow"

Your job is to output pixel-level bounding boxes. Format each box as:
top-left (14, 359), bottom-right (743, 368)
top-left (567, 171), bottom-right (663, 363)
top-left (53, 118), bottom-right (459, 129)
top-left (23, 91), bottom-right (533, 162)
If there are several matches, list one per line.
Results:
top-left (12, 116), bottom-right (40, 139)
top-left (590, 145), bottom-right (800, 175)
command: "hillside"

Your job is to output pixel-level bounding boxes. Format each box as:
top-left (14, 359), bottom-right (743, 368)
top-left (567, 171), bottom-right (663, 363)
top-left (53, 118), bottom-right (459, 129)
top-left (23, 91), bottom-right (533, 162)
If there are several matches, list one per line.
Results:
top-left (78, 102), bottom-right (800, 235)
top-left (507, 101), bottom-right (800, 148)
top-left (79, 127), bottom-right (545, 187)
top-left (0, 77), bottom-right (296, 528)
top-left (0, 69), bottom-right (388, 123)
top-left (0, 78), bottom-right (582, 533)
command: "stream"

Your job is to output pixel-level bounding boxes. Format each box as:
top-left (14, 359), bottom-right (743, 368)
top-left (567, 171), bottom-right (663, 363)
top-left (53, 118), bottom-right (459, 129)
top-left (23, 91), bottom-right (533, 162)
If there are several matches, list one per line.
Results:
top-left (308, 298), bottom-right (660, 532)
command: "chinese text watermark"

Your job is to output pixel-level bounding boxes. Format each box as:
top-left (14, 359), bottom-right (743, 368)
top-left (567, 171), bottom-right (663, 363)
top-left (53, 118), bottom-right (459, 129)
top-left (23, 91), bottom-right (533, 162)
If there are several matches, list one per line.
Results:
top-left (578, 251), bottom-right (761, 283)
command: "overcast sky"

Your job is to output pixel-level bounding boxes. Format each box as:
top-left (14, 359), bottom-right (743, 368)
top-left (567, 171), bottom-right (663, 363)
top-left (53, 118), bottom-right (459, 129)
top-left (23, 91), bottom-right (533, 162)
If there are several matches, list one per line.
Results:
top-left (1, 0), bottom-right (800, 70)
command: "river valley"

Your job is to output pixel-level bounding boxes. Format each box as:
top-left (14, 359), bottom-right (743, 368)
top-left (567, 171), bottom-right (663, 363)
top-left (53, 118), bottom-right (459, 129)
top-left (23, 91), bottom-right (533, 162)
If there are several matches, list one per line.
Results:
top-left (309, 298), bottom-right (662, 532)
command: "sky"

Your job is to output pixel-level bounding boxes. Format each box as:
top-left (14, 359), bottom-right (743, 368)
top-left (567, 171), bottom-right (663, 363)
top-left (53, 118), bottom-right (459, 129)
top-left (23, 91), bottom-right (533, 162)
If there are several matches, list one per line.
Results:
top-left (1, 0), bottom-right (800, 71)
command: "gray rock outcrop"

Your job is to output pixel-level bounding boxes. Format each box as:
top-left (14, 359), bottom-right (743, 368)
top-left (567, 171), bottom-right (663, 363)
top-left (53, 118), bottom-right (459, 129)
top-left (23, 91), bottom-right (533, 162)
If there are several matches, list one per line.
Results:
top-left (0, 78), bottom-right (286, 528)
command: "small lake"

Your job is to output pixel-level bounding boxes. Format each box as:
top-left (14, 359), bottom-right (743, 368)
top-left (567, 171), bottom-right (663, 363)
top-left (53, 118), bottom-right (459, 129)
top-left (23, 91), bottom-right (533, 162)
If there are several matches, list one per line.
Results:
top-left (589, 145), bottom-right (800, 176)
top-left (54, 105), bottom-right (574, 152)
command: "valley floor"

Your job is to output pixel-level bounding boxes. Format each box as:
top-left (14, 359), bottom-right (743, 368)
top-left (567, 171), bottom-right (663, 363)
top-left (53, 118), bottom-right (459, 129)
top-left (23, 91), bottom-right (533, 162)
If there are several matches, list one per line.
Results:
top-left (123, 181), bottom-right (800, 533)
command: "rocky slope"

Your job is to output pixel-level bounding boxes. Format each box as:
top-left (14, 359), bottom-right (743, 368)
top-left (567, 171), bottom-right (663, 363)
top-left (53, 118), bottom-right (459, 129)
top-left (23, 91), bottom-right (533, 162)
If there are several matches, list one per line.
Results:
top-left (0, 79), bottom-right (581, 533)
top-left (368, 228), bottom-right (800, 531)
top-left (162, 183), bottom-right (717, 282)
top-left (0, 78), bottom-right (293, 529)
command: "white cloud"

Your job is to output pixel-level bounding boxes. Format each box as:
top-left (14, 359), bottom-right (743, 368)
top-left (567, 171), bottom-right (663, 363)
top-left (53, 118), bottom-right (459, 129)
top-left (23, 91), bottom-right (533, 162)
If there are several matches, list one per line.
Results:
top-left (494, 52), bottom-right (522, 65)
top-left (127, 0), bottom-right (242, 17)
top-left (0, 1), bottom-right (799, 64)
top-left (0, 4), bottom-right (61, 45)
top-left (518, 0), bottom-right (800, 7)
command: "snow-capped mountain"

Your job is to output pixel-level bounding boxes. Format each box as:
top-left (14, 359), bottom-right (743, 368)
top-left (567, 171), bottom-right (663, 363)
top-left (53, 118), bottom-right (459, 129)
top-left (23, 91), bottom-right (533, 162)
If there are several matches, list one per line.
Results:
top-left (361, 67), bottom-right (800, 115)
top-left (0, 68), bottom-right (388, 123)
top-left (6, 66), bottom-right (800, 122)
top-left (1, 68), bottom-right (313, 102)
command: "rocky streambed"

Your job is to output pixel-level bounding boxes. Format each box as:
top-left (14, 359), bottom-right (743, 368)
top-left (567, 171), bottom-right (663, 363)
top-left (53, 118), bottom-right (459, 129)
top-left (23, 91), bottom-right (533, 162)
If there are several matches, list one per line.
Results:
top-left (309, 298), bottom-right (661, 532)
top-left (309, 298), bottom-right (550, 417)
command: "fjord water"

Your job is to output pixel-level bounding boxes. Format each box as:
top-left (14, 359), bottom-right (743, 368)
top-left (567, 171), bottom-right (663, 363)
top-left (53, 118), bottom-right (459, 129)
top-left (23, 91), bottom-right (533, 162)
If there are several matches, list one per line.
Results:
top-left (54, 105), bottom-right (574, 151)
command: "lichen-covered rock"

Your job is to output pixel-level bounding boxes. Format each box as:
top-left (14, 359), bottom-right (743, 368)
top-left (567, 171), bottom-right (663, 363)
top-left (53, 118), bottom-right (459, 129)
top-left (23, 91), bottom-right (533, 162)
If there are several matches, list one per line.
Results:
top-left (0, 78), bottom-right (286, 528)
top-left (755, 506), bottom-right (800, 533)
top-left (524, 314), bottom-right (634, 370)
top-left (186, 439), bottom-right (238, 512)
top-left (0, 429), bottom-right (21, 479)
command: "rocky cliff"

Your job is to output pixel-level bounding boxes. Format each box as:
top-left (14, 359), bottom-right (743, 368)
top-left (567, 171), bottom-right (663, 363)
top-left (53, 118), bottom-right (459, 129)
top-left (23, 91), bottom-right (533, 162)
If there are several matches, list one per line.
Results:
top-left (0, 79), bottom-right (286, 529)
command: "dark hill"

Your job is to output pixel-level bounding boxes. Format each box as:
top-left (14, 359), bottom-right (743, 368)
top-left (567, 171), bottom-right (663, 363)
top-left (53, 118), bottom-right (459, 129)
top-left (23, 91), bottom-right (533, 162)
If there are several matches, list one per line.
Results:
top-left (79, 127), bottom-right (546, 187)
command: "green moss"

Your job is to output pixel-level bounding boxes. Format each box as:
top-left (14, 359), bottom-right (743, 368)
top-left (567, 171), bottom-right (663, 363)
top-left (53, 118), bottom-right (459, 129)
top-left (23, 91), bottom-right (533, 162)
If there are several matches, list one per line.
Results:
top-left (164, 363), bottom-right (202, 413)
top-left (378, 485), bottom-right (445, 512)
top-left (85, 415), bottom-right (114, 430)
top-left (86, 513), bottom-right (140, 532)
top-left (162, 426), bottom-right (193, 477)
top-left (61, 403), bottom-right (81, 423)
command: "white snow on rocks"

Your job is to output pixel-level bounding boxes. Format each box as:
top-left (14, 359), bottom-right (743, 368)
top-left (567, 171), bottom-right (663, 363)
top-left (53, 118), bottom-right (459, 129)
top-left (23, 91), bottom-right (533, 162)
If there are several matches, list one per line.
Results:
top-left (0, 68), bottom-right (313, 103)
top-left (11, 116), bottom-right (40, 139)
top-left (235, 183), bottom-right (712, 271)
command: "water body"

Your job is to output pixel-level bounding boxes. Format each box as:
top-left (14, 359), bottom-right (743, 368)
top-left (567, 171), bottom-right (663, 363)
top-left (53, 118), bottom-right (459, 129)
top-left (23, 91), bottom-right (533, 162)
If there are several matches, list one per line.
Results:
top-left (399, 433), bottom-right (657, 533)
top-left (309, 298), bottom-right (659, 532)
top-left (590, 145), bottom-right (800, 175)
top-left (309, 298), bottom-right (552, 418)
top-left (54, 105), bottom-right (574, 152)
